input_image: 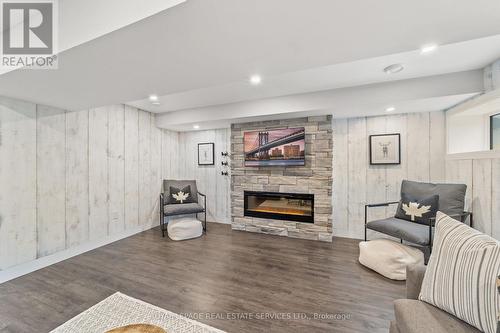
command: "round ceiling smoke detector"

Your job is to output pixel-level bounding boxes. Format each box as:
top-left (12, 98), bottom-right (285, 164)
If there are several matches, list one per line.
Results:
top-left (383, 63), bottom-right (404, 74)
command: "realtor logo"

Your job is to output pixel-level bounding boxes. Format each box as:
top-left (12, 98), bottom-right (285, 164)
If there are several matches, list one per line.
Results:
top-left (1, 0), bottom-right (58, 69)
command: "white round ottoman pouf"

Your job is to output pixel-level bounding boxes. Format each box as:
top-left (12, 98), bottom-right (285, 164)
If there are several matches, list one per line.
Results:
top-left (358, 239), bottom-right (424, 280)
top-left (167, 217), bottom-right (203, 241)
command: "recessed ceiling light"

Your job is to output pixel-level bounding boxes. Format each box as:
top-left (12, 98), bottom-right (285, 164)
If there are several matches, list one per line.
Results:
top-left (385, 106), bottom-right (396, 112)
top-left (420, 44), bottom-right (438, 54)
top-left (148, 94), bottom-right (159, 102)
top-left (249, 75), bottom-right (262, 85)
top-left (193, 125), bottom-right (200, 129)
top-left (151, 101), bottom-right (160, 106)
top-left (383, 64), bottom-right (404, 74)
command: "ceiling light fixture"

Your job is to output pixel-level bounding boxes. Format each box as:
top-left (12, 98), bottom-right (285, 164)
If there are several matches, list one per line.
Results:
top-left (148, 94), bottom-right (159, 102)
top-left (249, 75), bottom-right (262, 85)
top-left (385, 106), bottom-right (396, 112)
top-left (193, 125), bottom-right (200, 129)
top-left (383, 64), bottom-right (404, 74)
top-left (420, 44), bottom-right (438, 54)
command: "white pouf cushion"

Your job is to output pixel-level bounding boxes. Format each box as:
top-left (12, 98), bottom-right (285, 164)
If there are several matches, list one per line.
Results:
top-left (167, 217), bottom-right (203, 241)
top-left (359, 239), bottom-right (424, 280)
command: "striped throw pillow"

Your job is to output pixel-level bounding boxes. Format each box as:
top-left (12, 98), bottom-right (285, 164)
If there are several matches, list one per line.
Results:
top-left (419, 212), bottom-right (500, 333)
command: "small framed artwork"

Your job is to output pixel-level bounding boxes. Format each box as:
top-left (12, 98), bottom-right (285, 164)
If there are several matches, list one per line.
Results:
top-left (198, 143), bottom-right (215, 165)
top-left (369, 133), bottom-right (401, 165)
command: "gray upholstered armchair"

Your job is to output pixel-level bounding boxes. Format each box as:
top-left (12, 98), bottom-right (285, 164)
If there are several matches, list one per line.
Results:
top-left (364, 180), bottom-right (472, 254)
top-left (160, 179), bottom-right (207, 237)
top-left (390, 264), bottom-right (481, 332)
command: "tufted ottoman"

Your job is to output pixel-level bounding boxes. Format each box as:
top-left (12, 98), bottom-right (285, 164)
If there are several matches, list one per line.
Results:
top-left (359, 239), bottom-right (424, 280)
top-left (167, 217), bottom-right (203, 241)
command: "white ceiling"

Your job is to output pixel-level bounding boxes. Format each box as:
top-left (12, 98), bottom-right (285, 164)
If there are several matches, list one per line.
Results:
top-left (130, 35), bottom-right (500, 113)
top-left (0, 0), bottom-right (499, 130)
top-left (156, 70), bottom-right (483, 131)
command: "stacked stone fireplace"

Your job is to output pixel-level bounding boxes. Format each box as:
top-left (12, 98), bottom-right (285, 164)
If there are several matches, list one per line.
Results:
top-left (231, 116), bottom-right (333, 242)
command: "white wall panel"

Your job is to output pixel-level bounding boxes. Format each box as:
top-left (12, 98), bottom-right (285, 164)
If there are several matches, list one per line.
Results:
top-left (346, 117), bottom-right (367, 238)
top-left (332, 118), bottom-right (349, 236)
top-left (124, 106), bottom-right (139, 228)
top-left (0, 97), bottom-right (179, 272)
top-left (333, 111), bottom-right (447, 239)
top-left (108, 105), bottom-right (125, 234)
top-left (407, 112), bottom-right (430, 182)
top-left (89, 107), bottom-right (109, 240)
top-left (472, 159), bottom-right (492, 235)
top-left (0, 97), bottom-right (37, 269)
top-left (138, 111), bottom-right (152, 226)
top-left (491, 159), bottom-right (500, 240)
top-left (36, 105), bottom-right (66, 257)
top-left (65, 109), bottom-right (89, 248)
top-left (177, 128), bottom-right (231, 223)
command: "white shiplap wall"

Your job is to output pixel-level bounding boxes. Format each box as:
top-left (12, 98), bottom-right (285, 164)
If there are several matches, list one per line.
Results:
top-left (332, 111), bottom-right (447, 239)
top-left (0, 96), bottom-right (179, 270)
top-left (446, 157), bottom-right (500, 239)
top-left (177, 129), bottom-right (231, 224)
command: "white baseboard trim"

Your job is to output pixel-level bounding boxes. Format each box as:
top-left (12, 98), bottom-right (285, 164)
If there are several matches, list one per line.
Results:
top-left (0, 224), bottom-right (155, 284)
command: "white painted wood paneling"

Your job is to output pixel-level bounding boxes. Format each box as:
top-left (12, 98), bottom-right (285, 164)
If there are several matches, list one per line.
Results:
top-left (177, 128), bottom-right (231, 223)
top-left (0, 97), bottom-right (37, 269)
top-left (491, 159), bottom-right (500, 240)
top-left (150, 118), bottom-right (162, 227)
top-left (333, 111), bottom-right (447, 240)
top-left (108, 105), bottom-right (125, 234)
top-left (366, 116), bottom-right (387, 222)
top-left (88, 107), bottom-right (109, 240)
top-left (429, 111), bottom-right (446, 182)
top-left (347, 117), bottom-right (367, 239)
top-left (445, 157), bottom-right (499, 240)
top-left (472, 159), bottom-right (492, 235)
top-left (138, 110), bottom-right (152, 226)
top-left (0, 96), bottom-right (180, 272)
top-left (332, 118), bottom-right (349, 236)
top-left (407, 112), bottom-right (430, 182)
top-left (124, 106), bottom-right (139, 228)
top-left (36, 105), bottom-right (66, 257)
top-left (215, 128), bottom-right (231, 223)
top-left (65, 109), bottom-right (89, 248)
top-left (385, 113), bottom-right (407, 202)
top-left (458, 160), bottom-right (473, 211)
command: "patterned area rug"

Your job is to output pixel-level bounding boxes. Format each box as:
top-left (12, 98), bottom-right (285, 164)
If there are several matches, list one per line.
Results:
top-left (50, 292), bottom-right (225, 333)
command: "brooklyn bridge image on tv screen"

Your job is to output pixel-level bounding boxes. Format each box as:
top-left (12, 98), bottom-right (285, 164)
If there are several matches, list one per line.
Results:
top-left (244, 127), bottom-right (306, 166)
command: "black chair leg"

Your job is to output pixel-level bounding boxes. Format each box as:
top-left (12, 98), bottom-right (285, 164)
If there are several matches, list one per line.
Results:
top-left (204, 210), bottom-right (207, 233)
top-left (364, 205), bottom-right (367, 241)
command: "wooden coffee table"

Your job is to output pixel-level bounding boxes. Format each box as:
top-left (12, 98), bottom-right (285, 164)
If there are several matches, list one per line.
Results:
top-left (106, 324), bottom-right (166, 333)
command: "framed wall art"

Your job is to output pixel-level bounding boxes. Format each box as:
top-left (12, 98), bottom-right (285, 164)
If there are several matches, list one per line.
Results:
top-left (369, 133), bottom-right (401, 165)
top-left (198, 142), bottom-right (215, 165)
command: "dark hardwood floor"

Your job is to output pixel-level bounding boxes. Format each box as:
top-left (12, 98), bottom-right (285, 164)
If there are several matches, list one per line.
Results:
top-left (0, 223), bottom-right (404, 333)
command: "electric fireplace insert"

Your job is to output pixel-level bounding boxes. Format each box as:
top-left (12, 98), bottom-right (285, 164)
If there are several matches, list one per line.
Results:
top-left (244, 191), bottom-right (314, 223)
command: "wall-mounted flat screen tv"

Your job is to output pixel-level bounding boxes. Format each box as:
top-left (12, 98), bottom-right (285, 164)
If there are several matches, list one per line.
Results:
top-left (244, 127), bottom-right (305, 166)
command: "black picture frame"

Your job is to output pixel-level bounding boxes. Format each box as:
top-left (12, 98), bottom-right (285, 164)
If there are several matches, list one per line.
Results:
top-left (369, 133), bottom-right (401, 165)
top-left (198, 142), bottom-right (215, 165)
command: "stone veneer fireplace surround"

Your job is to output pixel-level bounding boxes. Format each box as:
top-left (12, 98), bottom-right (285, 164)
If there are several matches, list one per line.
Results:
top-left (231, 116), bottom-right (333, 242)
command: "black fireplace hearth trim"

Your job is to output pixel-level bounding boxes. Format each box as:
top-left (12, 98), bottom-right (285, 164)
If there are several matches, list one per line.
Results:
top-left (244, 190), bottom-right (314, 223)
